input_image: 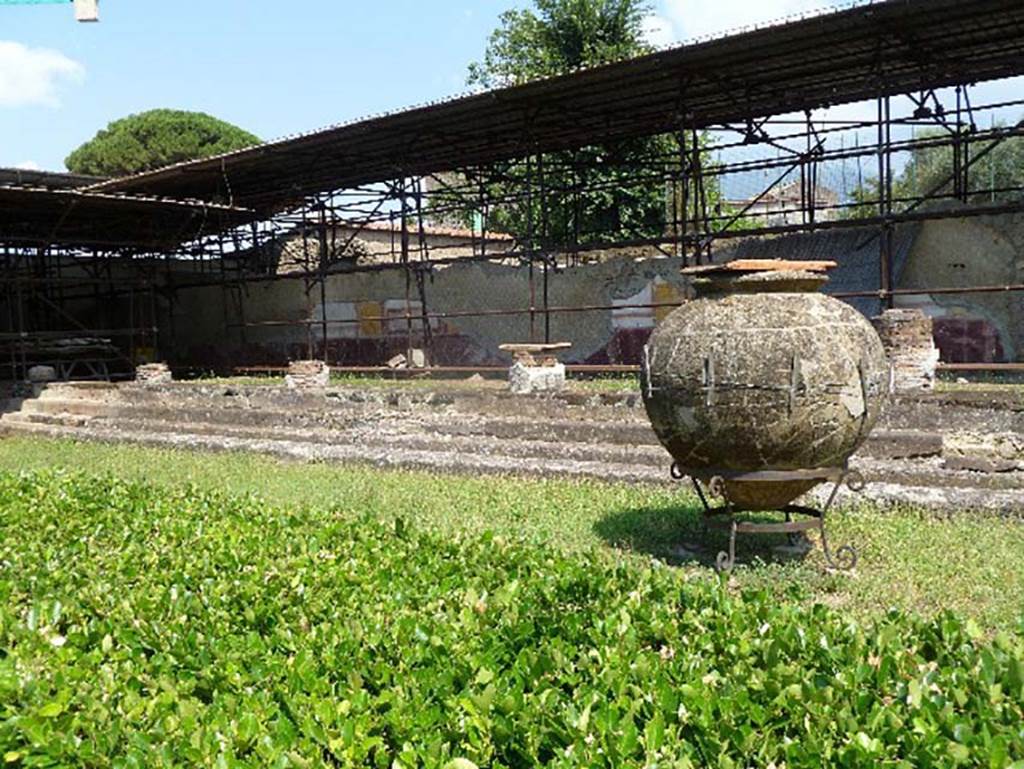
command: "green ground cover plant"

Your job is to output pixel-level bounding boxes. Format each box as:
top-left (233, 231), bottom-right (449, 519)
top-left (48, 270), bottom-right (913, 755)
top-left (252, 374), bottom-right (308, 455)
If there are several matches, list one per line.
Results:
top-left (1, 470), bottom-right (1022, 767)
top-left (2, 437), bottom-right (1023, 631)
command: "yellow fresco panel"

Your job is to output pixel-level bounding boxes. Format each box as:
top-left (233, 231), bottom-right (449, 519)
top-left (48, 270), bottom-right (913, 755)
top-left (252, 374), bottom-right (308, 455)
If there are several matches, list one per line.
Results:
top-left (358, 302), bottom-right (383, 337)
top-left (653, 282), bottom-right (684, 323)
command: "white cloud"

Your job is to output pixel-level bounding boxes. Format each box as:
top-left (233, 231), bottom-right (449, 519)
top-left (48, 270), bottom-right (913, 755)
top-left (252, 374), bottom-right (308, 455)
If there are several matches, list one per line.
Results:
top-left (14, 160), bottom-right (41, 170)
top-left (641, 14), bottom-right (676, 48)
top-left (661, 0), bottom-right (828, 41)
top-left (0, 41), bottom-right (84, 108)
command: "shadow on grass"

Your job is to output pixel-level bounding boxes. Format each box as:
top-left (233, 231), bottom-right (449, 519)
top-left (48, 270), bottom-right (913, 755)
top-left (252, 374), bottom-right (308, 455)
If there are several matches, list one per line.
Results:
top-left (593, 501), bottom-right (814, 569)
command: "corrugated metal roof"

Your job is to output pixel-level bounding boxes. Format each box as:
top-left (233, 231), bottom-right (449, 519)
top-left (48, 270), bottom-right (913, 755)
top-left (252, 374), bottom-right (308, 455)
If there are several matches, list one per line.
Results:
top-left (0, 167), bottom-right (104, 190)
top-left (0, 186), bottom-right (256, 251)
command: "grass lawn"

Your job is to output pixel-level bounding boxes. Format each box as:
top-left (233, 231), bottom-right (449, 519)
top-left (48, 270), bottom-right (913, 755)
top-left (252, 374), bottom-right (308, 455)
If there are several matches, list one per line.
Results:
top-left (1, 436), bottom-right (1022, 632)
top-left (935, 378), bottom-right (1024, 397)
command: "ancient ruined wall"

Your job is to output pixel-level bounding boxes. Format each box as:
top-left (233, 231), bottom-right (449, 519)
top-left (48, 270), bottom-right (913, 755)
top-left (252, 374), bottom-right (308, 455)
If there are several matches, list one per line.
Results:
top-left (1, 256), bottom-right (157, 342)
top-left (164, 212), bottom-right (1024, 371)
top-left (167, 255), bottom-right (690, 370)
top-left (898, 213), bottom-right (1024, 362)
top-left (274, 227), bottom-right (514, 271)
top-left (332, 228), bottom-right (512, 264)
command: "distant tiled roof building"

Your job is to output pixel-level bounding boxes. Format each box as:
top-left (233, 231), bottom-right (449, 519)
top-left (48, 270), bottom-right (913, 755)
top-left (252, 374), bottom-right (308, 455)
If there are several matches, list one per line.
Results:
top-left (729, 180), bottom-right (841, 227)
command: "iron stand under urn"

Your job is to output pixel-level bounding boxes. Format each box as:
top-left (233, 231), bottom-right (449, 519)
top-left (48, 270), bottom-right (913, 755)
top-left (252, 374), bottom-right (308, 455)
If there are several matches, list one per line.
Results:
top-left (640, 259), bottom-right (887, 572)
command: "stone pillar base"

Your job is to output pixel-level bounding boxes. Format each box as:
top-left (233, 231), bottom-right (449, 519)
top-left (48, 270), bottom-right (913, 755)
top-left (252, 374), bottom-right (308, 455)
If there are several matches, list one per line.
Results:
top-left (285, 360), bottom-right (330, 390)
top-left (872, 309), bottom-right (939, 393)
top-left (509, 362), bottom-right (565, 395)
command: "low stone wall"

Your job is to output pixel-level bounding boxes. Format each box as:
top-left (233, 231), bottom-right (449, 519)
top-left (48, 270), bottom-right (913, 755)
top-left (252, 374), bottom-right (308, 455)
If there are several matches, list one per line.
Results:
top-left (4, 381), bottom-right (1024, 511)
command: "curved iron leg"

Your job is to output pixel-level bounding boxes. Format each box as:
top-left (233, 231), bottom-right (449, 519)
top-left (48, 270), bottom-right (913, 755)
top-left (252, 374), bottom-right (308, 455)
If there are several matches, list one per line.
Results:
top-left (818, 476), bottom-right (858, 570)
top-left (673, 464), bottom-right (860, 572)
top-left (715, 520), bottom-right (737, 573)
top-left (691, 476), bottom-right (711, 514)
top-left (784, 509), bottom-right (805, 549)
top-left (819, 522), bottom-right (858, 570)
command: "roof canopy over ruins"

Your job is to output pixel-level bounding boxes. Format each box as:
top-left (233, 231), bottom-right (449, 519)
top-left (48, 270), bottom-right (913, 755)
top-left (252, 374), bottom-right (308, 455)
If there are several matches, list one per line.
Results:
top-left (88, 0), bottom-right (1024, 214)
top-left (0, 186), bottom-right (255, 251)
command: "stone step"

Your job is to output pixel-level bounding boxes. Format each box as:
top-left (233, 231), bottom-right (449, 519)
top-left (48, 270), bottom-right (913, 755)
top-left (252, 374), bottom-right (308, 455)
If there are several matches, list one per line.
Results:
top-left (4, 394), bottom-right (979, 464)
top-left (0, 420), bottom-right (78, 440)
top-left (78, 402), bottom-right (373, 433)
top-left (20, 398), bottom-right (117, 419)
top-left (36, 381), bottom-right (1003, 458)
top-left (4, 417), bottom-right (1023, 506)
top-left (1, 411), bottom-right (91, 428)
top-left (94, 413), bottom-right (672, 468)
top-left (83, 400), bottom-right (959, 461)
top-left (36, 382), bottom-right (120, 402)
top-left (78, 411), bottom-right (1024, 484)
top-left (859, 430), bottom-right (944, 460)
top-left (424, 414), bottom-right (658, 447)
top-left (25, 396), bottom-right (661, 448)
top-left (0, 418), bottom-right (672, 486)
top-left (5, 381), bottom-right (1024, 512)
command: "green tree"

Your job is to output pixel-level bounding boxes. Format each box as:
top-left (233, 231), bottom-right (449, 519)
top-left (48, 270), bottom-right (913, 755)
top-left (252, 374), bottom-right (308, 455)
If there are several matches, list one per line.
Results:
top-left (440, 0), bottom-right (719, 247)
top-left (843, 124), bottom-right (1024, 219)
top-left (467, 0), bottom-right (655, 88)
top-left (66, 109), bottom-right (260, 177)
top-left (898, 127), bottom-right (1024, 204)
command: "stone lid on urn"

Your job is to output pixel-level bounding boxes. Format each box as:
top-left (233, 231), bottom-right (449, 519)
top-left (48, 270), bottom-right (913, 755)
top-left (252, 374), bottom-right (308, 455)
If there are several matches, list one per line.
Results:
top-left (682, 259), bottom-right (838, 296)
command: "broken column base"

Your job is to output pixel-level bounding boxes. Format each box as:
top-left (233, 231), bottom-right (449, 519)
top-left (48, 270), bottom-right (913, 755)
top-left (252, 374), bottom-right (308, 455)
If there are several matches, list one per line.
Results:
top-left (135, 362), bottom-right (173, 386)
top-left (285, 360), bottom-right (330, 390)
top-left (509, 361), bottom-right (566, 395)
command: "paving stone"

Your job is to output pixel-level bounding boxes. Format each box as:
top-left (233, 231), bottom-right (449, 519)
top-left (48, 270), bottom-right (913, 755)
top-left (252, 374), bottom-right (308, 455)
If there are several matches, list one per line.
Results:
top-left (943, 431), bottom-right (1024, 473)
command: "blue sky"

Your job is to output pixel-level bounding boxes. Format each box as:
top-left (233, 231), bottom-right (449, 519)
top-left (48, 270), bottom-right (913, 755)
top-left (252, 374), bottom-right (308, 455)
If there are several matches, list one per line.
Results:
top-left (1, 0), bottom-right (1021, 173)
top-left (0, 0), bottom-right (862, 171)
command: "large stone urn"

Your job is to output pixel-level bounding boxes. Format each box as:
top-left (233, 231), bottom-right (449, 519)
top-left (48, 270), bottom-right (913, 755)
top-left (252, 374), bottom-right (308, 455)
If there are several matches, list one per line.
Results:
top-left (641, 261), bottom-right (887, 513)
